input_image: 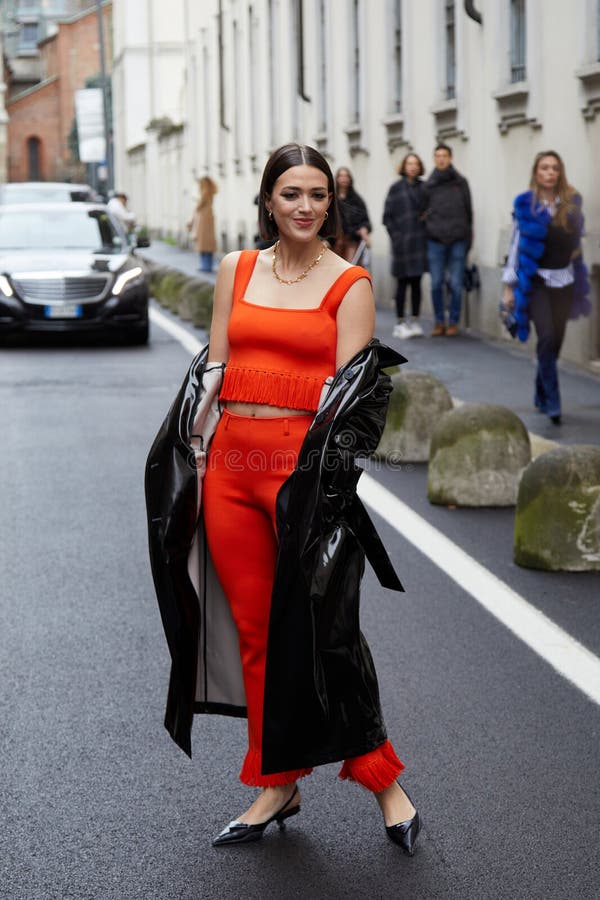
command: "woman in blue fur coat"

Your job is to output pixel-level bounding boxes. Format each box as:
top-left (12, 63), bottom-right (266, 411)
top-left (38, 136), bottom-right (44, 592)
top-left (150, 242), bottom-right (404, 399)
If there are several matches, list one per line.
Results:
top-left (501, 151), bottom-right (590, 425)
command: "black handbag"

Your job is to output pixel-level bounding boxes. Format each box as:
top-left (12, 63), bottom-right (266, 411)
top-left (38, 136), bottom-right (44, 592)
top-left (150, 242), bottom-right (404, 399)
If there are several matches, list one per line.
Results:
top-left (463, 264), bottom-right (480, 292)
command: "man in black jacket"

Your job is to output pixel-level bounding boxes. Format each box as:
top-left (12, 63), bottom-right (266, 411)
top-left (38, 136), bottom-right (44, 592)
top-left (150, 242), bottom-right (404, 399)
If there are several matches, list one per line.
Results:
top-left (422, 144), bottom-right (472, 336)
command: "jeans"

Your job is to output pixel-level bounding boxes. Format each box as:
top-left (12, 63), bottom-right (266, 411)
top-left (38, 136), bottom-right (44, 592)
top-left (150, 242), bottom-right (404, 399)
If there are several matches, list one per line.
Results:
top-left (529, 280), bottom-right (573, 418)
top-left (427, 239), bottom-right (467, 324)
top-left (199, 251), bottom-right (214, 272)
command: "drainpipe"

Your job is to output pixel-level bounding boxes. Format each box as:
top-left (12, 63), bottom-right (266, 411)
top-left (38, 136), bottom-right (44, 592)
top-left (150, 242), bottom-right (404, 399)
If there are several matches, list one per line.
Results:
top-left (296, 0), bottom-right (310, 102)
top-left (218, 0), bottom-right (229, 131)
top-left (96, 0), bottom-right (113, 193)
top-left (464, 1), bottom-right (482, 25)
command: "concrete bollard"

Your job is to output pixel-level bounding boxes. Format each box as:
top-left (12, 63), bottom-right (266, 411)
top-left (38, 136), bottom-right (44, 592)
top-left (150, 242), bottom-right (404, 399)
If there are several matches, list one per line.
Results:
top-left (514, 445), bottom-right (600, 571)
top-left (375, 371), bottom-right (453, 463)
top-left (427, 403), bottom-right (531, 506)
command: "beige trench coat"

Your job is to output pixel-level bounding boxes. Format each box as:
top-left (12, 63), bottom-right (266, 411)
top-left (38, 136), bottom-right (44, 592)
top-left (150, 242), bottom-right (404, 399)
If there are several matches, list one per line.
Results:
top-left (188, 178), bottom-right (217, 253)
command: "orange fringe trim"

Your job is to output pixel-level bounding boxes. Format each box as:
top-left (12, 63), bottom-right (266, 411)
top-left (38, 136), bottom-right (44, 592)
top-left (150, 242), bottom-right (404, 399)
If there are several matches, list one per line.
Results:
top-left (338, 740), bottom-right (405, 792)
top-left (239, 748), bottom-right (313, 788)
top-left (220, 366), bottom-right (322, 412)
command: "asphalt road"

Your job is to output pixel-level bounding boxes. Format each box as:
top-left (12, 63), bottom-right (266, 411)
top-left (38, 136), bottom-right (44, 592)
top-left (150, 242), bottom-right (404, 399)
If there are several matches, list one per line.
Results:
top-left (1, 319), bottom-right (599, 900)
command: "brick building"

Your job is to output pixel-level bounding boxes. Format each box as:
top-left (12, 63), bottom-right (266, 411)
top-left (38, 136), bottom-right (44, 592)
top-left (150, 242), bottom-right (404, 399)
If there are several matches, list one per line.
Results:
top-left (0, 31), bottom-right (7, 183)
top-left (5, 1), bottom-right (111, 183)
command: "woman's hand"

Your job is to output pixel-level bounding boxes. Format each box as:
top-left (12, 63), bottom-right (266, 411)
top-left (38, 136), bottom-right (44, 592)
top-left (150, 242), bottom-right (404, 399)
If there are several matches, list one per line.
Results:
top-left (502, 285), bottom-right (515, 310)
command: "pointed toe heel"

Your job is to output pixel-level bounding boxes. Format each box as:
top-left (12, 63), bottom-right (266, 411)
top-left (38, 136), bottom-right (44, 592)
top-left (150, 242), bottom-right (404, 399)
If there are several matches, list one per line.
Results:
top-left (386, 810), bottom-right (421, 856)
top-left (213, 786), bottom-right (300, 847)
top-left (385, 784), bottom-right (421, 856)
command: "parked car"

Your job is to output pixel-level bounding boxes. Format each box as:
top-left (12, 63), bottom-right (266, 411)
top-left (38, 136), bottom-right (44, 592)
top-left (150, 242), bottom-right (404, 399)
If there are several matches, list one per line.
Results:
top-left (0, 181), bottom-right (102, 204)
top-left (0, 203), bottom-right (150, 344)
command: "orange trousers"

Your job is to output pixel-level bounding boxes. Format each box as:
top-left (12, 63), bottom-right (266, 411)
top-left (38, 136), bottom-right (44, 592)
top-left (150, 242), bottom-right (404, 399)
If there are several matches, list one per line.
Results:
top-left (203, 409), bottom-right (404, 790)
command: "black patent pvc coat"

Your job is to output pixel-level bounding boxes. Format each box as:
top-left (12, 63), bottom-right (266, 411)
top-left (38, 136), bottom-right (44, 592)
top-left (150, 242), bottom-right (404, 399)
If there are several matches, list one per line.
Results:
top-left (145, 339), bottom-right (406, 771)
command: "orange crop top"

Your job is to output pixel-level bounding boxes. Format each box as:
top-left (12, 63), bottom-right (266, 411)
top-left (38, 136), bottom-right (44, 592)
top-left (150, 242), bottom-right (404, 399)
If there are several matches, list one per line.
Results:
top-left (219, 249), bottom-right (372, 411)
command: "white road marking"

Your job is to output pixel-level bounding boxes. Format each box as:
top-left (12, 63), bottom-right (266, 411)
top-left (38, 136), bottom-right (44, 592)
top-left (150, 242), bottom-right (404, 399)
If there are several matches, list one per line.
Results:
top-left (358, 473), bottom-right (600, 707)
top-left (149, 306), bottom-right (203, 356)
top-left (151, 308), bottom-right (600, 707)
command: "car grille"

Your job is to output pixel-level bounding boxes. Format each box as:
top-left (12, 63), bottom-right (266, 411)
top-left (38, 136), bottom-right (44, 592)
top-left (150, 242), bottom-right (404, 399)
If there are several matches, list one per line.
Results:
top-left (12, 275), bottom-right (110, 305)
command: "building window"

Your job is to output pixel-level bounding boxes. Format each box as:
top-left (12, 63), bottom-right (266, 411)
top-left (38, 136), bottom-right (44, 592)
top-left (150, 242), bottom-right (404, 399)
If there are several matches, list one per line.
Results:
top-left (20, 21), bottom-right (39, 48)
top-left (27, 137), bottom-right (41, 180)
top-left (267, 0), bottom-right (279, 147)
top-left (391, 0), bottom-right (402, 113)
top-left (350, 0), bottom-right (361, 123)
top-left (317, 0), bottom-right (328, 133)
top-left (202, 44), bottom-right (211, 170)
top-left (383, 0), bottom-right (405, 149)
top-left (232, 19), bottom-right (241, 169)
top-left (291, 0), bottom-right (300, 139)
top-left (510, 0), bottom-right (526, 82)
top-left (247, 5), bottom-right (258, 169)
top-left (445, 0), bottom-right (456, 100)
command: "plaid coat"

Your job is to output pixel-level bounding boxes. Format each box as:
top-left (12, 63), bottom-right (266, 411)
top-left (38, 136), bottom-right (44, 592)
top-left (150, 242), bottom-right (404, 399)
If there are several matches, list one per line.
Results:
top-left (383, 177), bottom-right (428, 279)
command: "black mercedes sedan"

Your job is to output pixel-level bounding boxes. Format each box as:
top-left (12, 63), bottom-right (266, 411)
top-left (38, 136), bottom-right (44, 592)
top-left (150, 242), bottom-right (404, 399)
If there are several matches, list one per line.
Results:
top-left (0, 203), bottom-right (149, 344)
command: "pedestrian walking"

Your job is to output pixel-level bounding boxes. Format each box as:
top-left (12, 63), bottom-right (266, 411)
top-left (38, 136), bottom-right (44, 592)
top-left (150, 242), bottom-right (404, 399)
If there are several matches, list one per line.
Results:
top-left (333, 166), bottom-right (372, 263)
top-left (501, 150), bottom-right (590, 425)
top-left (422, 143), bottom-right (472, 336)
top-left (188, 176), bottom-right (218, 272)
top-left (383, 152), bottom-right (428, 339)
top-left (107, 192), bottom-right (136, 235)
top-left (145, 143), bottom-right (420, 855)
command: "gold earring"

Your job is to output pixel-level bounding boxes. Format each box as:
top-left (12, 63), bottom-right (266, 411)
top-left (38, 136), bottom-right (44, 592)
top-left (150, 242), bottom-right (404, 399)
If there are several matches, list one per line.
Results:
top-left (268, 210), bottom-right (273, 220)
top-left (323, 210), bottom-right (329, 220)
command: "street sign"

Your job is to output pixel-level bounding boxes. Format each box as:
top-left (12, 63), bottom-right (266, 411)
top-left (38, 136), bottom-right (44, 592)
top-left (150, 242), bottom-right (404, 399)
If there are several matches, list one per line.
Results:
top-left (74, 88), bottom-right (105, 162)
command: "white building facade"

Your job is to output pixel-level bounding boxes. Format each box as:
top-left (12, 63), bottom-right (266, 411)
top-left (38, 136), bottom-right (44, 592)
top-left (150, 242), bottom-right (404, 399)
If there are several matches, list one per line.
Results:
top-left (112, 0), bottom-right (600, 368)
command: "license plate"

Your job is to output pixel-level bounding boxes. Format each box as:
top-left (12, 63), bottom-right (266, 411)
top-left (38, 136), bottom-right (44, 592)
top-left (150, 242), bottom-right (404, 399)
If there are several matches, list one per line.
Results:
top-left (44, 304), bottom-right (82, 319)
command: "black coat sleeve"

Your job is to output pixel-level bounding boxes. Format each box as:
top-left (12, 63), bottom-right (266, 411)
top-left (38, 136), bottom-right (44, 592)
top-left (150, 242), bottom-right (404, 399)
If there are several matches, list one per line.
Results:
top-left (355, 193), bottom-right (372, 233)
top-left (382, 186), bottom-right (397, 234)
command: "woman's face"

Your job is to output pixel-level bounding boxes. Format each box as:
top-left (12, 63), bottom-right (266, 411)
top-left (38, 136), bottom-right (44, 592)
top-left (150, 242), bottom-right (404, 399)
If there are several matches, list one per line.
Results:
top-left (535, 155), bottom-right (561, 192)
top-left (267, 165), bottom-right (331, 242)
top-left (404, 156), bottom-right (420, 179)
top-left (336, 169), bottom-right (351, 190)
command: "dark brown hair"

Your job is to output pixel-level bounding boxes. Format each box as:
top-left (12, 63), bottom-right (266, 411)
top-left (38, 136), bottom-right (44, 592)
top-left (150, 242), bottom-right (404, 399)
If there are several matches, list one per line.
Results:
top-left (434, 143), bottom-right (453, 156)
top-left (398, 152), bottom-right (425, 177)
top-left (529, 150), bottom-right (576, 230)
top-left (258, 143), bottom-right (340, 241)
top-left (335, 166), bottom-right (354, 189)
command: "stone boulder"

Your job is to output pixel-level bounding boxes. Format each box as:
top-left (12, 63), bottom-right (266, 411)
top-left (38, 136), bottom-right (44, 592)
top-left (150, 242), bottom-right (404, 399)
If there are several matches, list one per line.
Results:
top-left (427, 403), bottom-right (531, 506)
top-left (375, 371), bottom-right (453, 463)
top-left (514, 445), bottom-right (600, 571)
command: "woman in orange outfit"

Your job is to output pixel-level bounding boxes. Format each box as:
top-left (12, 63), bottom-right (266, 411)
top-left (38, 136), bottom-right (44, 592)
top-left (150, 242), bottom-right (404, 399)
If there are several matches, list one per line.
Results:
top-left (199, 143), bottom-right (420, 851)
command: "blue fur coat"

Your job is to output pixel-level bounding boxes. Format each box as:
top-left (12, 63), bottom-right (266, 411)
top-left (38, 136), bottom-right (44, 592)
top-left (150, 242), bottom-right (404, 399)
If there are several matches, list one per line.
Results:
top-left (512, 190), bottom-right (590, 342)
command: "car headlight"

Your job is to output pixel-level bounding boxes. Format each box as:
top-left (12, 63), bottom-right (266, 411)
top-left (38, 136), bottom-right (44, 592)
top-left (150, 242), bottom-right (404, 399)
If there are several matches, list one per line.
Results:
top-left (112, 266), bottom-right (144, 296)
top-left (0, 274), bottom-right (14, 297)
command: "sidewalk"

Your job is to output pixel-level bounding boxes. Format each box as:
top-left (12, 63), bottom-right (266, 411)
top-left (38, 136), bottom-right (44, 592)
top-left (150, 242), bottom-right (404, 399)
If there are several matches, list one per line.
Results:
top-left (138, 240), bottom-right (219, 283)
top-left (139, 240), bottom-right (599, 448)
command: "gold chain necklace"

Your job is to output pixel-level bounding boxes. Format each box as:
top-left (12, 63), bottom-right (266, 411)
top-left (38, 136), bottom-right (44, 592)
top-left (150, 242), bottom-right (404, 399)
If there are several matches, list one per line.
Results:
top-left (272, 241), bottom-right (327, 285)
